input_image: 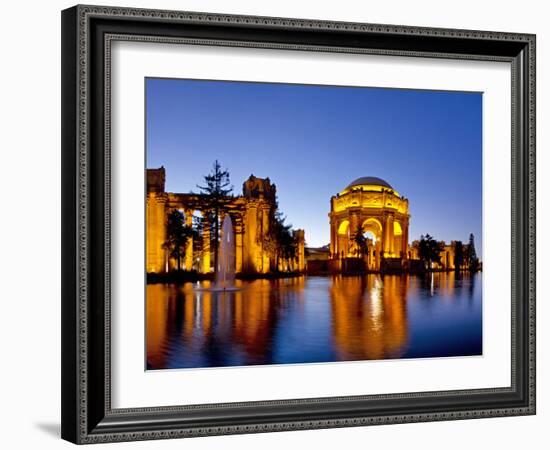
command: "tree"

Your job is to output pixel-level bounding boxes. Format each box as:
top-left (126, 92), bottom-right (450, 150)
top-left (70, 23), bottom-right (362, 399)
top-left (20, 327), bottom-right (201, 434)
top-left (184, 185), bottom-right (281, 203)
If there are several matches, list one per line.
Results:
top-left (270, 211), bottom-right (298, 272)
top-left (260, 194), bottom-right (302, 272)
top-left (351, 224), bottom-right (369, 258)
top-left (163, 209), bottom-right (196, 272)
top-left (466, 233), bottom-right (479, 272)
top-left (189, 214), bottom-right (207, 262)
top-left (453, 240), bottom-right (464, 270)
top-left (417, 234), bottom-right (444, 270)
top-left (197, 160), bottom-right (233, 273)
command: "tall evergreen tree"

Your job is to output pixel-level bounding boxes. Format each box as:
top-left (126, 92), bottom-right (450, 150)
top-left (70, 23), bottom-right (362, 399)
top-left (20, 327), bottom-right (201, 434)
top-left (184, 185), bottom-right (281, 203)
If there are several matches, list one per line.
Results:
top-left (453, 240), bottom-right (464, 270)
top-left (270, 211), bottom-right (298, 272)
top-left (197, 160), bottom-right (233, 273)
top-left (467, 233), bottom-right (479, 272)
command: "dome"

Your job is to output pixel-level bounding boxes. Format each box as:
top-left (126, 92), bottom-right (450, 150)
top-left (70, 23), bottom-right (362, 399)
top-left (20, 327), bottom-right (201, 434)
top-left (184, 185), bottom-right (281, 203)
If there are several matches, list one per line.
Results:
top-left (345, 176), bottom-right (393, 190)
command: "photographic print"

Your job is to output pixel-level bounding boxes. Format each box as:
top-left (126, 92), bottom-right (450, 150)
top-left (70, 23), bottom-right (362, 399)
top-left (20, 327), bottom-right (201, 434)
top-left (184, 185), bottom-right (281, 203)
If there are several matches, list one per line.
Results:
top-left (61, 8), bottom-right (536, 441)
top-left (145, 78), bottom-right (483, 370)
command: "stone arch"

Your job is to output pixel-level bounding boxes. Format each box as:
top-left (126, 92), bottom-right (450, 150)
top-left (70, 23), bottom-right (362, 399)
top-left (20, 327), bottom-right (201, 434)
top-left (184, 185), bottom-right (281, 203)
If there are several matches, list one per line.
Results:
top-left (361, 217), bottom-right (383, 270)
top-left (361, 217), bottom-right (383, 241)
top-left (338, 220), bottom-right (350, 235)
top-left (336, 219), bottom-right (350, 258)
top-left (393, 221), bottom-right (403, 236)
top-left (393, 221), bottom-right (404, 257)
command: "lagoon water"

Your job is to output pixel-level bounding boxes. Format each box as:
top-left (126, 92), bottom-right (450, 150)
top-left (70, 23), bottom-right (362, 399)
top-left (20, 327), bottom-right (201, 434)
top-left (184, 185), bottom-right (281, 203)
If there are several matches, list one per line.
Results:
top-left (146, 272), bottom-right (482, 370)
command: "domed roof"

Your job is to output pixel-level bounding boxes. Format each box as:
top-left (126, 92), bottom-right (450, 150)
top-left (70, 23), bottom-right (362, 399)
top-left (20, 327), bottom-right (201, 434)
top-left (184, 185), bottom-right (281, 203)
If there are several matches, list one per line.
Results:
top-left (345, 176), bottom-right (393, 190)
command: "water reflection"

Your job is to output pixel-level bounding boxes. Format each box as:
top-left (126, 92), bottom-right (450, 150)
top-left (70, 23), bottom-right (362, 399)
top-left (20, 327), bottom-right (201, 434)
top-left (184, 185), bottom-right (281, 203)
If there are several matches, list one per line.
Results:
top-left (146, 272), bottom-right (482, 369)
top-left (330, 275), bottom-right (408, 361)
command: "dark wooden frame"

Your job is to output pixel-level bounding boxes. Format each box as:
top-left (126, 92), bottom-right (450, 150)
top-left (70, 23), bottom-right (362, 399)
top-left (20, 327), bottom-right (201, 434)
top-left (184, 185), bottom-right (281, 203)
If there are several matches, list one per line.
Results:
top-left (61, 4), bottom-right (536, 444)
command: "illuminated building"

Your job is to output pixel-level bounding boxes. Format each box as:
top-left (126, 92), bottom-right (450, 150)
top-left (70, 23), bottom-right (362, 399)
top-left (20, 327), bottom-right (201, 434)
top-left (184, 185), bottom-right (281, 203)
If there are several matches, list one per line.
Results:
top-left (146, 167), bottom-right (305, 274)
top-left (328, 177), bottom-right (410, 272)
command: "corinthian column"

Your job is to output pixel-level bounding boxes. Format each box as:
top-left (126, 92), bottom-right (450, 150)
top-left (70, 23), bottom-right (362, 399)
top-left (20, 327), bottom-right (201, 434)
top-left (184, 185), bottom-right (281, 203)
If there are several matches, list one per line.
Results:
top-left (201, 219), bottom-right (210, 274)
top-left (402, 220), bottom-right (409, 257)
top-left (185, 210), bottom-right (193, 271)
top-left (384, 214), bottom-right (394, 256)
top-left (329, 216), bottom-right (336, 259)
top-left (235, 218), bottom-right (243, 273)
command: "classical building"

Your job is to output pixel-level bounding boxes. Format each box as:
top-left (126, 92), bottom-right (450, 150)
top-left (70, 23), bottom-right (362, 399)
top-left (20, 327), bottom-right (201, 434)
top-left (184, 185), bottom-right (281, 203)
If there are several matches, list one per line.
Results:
top-left (328, 177), bottom-right (410, 272)
top-left (146, 167), bottom-right (305, 275)
top-left (409, 241), bottom-right (470, 271)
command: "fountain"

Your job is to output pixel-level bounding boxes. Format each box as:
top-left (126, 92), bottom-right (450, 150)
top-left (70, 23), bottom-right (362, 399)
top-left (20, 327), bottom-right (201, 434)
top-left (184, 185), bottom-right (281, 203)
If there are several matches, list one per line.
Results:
top-left (214, 215), bottom-right (236, 290)
top-left (193, 215), bottom-right (241, 293)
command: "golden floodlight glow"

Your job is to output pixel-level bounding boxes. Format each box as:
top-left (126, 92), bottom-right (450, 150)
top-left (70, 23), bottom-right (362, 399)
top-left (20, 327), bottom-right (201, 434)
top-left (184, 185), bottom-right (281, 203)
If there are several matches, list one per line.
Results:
top-left (340, 183), bottom-right (400, 197)
top-left (329, 176), bottom-right (410, 270)
top-left (146, 168), bottom-right (306, 275)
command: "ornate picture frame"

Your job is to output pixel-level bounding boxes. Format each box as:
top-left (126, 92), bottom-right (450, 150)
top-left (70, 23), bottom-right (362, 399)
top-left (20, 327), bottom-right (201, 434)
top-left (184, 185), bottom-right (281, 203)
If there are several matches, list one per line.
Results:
top-left (61, 5), bottom-right (536, 444)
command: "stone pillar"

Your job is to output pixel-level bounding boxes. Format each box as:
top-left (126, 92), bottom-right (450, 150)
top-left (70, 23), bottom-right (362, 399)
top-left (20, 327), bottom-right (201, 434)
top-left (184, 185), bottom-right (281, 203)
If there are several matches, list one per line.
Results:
top-left (333, 219), bottom-right (340, 258)
top-left (243, 202), bottom-right (258, 273)
top-left (390, 215), bottom-right (395, 256)
top-left (146, 193), bottom-right (167, 273)
top-left (379, 217), bottom-right (386, 259)
top-left (202, 220), bottom-right (211, 274)
top-left (294, 229), bottom-right (305, 272)
top-left (329, 215), bottom-right (336, 259)
top-left (402, 220), bottom-right (409, 257)
top-left (384, 214), bottom-right (394, 256)
top-left (235, 218), bottom-right (243, 273)
top-left (260, 205), bottom-right (270, 273)
top-left (185, 210), bottom-right (193, 271)
top-left (349, 212), bottom-right (359, 257)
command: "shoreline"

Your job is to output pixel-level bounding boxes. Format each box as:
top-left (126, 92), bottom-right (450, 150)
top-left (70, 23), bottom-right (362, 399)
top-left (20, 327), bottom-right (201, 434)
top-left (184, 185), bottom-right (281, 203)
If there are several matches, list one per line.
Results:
top-left (146, 268), bottom-right (481, 284)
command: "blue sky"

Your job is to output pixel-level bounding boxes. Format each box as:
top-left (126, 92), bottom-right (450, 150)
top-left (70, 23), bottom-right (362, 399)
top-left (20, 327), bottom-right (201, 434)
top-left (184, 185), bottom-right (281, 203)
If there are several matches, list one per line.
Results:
top-left (146, 78), bottom-right (482, 254)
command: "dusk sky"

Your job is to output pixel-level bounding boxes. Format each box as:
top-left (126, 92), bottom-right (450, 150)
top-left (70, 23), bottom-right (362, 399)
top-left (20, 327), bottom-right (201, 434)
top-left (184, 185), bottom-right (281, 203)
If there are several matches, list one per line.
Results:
top-left (146, 78), bottom-right (482, 254)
